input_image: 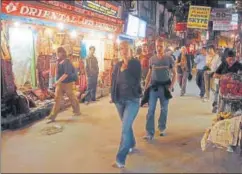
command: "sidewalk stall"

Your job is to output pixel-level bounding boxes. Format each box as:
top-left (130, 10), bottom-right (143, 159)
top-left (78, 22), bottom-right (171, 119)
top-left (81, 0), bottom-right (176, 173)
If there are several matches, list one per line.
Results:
top-left (201, 73), bottom-right (242, 155)
top-left (1, 0), bottom-right (123, 130)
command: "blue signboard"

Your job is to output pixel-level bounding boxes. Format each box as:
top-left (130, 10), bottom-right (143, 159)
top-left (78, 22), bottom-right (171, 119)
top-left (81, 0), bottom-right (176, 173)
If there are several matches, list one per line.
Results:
top-left (75, 0), bottom-right (119, 18)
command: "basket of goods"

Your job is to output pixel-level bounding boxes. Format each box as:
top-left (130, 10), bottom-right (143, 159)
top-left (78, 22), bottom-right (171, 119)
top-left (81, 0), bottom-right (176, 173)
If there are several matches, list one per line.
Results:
top-left (219, 73), bottom-right (242, 100)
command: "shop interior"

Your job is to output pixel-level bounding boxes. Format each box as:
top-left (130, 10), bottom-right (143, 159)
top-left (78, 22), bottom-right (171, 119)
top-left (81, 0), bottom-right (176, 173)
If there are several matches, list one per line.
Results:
top-left (1, 19), bottom-right (118, 121)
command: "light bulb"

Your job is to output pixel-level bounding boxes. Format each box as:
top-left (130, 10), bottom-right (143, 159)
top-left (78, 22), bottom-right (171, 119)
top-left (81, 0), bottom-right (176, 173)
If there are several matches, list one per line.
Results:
top-left (70, 30), bottom-right (77, 38)
top-left (57, 23), bottom-right (64, 30)
top-left (14, 21), bottom-right (20, 27)
top-left (108, 34), bottom-right (114, 40)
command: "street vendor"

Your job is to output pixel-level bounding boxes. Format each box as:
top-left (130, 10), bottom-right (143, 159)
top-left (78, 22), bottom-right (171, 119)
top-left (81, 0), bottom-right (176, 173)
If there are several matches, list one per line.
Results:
top-left (214, 50), bottom-right (242, 78)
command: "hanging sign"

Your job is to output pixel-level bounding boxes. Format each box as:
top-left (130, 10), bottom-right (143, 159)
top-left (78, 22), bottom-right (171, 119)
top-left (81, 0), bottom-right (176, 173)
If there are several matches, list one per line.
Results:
top-left (187, 6), bottom-right (211, 29)
top-left (175, 22), bottom-right (187, 32)
top-left (1, 1), bottom-right (122, 33)
top-left (39, 0), bottom-right (123, 24)
top-left (75, 0), bottom-right (119, 18)
top-left (210, 8), bottom-right (232, 21)
top-left (213, 21), bottom-right (235, 31)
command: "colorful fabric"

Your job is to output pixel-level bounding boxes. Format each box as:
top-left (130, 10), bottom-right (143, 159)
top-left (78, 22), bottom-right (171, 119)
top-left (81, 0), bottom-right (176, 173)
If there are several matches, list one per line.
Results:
top-left (1, 59), bottom-right (17, 98)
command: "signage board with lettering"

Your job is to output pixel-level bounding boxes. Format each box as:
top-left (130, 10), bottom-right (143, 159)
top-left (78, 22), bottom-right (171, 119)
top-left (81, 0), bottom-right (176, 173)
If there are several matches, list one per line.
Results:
top-left (210, 8), bottom-right (232, 21)
top-left (175, 22), bottom-right (187, 32)
top-left (187, 6), bottom-right (211, 29)
top-left (1, 1), bottom-right (122, 33)
top-left (213, 21), bottom-right (237, 31)
top-left (75, 0), bottom-right (119, 18)
top-left (40, 0), bottom-right (123, 24)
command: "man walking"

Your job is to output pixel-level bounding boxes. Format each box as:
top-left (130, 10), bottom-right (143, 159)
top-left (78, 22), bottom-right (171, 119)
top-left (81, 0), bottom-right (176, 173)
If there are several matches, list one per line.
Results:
top-left (144, 38), bottom-right (177, 139)
top-left (47, 47), bottom-right (80, 123)
top-left (85, 46), bottom-right (99, 104)
top-left (194, 47), bottom-right (206, 99)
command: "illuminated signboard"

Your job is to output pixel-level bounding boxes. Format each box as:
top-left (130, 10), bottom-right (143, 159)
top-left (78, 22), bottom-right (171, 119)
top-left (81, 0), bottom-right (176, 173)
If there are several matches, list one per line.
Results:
top-left (75, 0), bottom-right (119, 18)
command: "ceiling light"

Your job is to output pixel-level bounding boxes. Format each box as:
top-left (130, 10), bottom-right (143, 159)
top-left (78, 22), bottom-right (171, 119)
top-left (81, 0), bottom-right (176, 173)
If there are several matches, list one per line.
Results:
top-left (70, 30), bottom-right (77, 38)
top-left (108, 34), bottom-right (114, 40)
top-left (57, 23), bottom-right (64, 30)
top-left (14, 21), bottom-right (20, 27)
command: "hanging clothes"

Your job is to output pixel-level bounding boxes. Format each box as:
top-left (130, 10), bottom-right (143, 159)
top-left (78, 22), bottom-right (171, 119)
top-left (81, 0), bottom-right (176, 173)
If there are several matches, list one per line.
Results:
top-left (80, 42), bottom-right (87, 59)
top-left (49, 54), bottom-right (57, 89)
top-left (1, 59), bottom-right (17, 99)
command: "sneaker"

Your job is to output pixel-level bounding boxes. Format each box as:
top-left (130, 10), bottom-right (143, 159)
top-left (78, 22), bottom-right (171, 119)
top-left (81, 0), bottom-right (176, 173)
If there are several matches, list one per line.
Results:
top-left (159, 131), bottom-right (166, 136)
top-left (73, 112), bottom-right (81, 117)
top-left (112, 161), bottom-right (125, 168)
top-left (143, 134), bottom-right (153, 140)
top-left (129, 148), bottom-right (135, 153)
top-left (203, 98), bottom-right (209, 102)
top-left (212, 107), bottom-right (218, 113)
top-left (46, 116), bottom-right (55, 124)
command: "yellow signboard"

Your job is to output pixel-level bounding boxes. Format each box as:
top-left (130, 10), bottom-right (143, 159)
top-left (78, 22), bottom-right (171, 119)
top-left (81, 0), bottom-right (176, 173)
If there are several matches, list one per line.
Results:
top-left (187, 6), bottom-right (211, 29)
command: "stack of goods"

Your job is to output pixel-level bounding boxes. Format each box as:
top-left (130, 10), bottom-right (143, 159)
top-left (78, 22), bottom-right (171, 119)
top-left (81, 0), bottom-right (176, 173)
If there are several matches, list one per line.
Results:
top-left (201, 111), bottom-right (242, 154)
top-left (104, 42), bottom-right (114, 60)
top-left (219, 73), bottom-right (242, 99)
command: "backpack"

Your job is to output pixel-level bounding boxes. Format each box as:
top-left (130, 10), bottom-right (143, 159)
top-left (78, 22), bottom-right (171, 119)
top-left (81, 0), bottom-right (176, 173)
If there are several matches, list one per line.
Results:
top-left (65, 59), bottom-right (78, 82)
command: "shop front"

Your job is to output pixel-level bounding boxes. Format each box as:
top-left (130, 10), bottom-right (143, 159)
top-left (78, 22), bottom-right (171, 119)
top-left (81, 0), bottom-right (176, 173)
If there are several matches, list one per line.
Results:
top-left (1, 1), bottom-right (123, 129)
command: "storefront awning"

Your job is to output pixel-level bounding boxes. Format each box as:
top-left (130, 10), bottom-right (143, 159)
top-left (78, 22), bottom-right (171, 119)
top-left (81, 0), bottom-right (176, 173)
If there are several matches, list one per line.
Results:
top-left (1, 1), bottom-right (123, 34)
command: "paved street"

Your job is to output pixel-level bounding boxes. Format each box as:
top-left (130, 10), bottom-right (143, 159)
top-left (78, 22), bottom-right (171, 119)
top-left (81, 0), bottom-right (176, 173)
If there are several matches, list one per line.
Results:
top-left (1, 80), bottom-right (242, 173)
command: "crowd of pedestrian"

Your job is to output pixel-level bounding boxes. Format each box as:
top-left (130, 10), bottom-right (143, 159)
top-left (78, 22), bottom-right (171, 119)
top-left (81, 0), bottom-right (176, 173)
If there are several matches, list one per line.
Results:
top-left (46, 38), bottom-right (242, 168)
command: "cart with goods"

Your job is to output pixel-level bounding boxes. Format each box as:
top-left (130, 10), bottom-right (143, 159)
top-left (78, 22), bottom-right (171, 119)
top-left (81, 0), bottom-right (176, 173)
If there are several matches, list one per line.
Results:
top-left (218, 73), bottom-right (242, 113)
top-left (201, 73), bottom-right (242, 156)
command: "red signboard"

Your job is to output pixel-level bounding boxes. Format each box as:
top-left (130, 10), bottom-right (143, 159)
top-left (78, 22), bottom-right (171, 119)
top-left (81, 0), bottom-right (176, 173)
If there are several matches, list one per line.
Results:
top-left (40, 0), bottom-right (123, 25)
top-left (175, 22), bottom-right (187, 32)
top-left (2, 1), bottom-right (122, 33)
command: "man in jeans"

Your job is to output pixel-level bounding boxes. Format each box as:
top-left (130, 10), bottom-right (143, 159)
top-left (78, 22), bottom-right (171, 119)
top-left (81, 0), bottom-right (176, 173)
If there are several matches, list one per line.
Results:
top-left (194, 47), bottom-right (206, 99)
top-left (144, 38), bottom-right (177, 139)
top-left (85, 46), bottom-right (99, 104)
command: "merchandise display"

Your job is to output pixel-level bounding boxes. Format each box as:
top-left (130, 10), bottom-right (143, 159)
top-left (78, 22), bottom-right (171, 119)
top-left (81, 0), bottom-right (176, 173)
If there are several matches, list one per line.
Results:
top-left (219, 73), bottom-right (242, 99)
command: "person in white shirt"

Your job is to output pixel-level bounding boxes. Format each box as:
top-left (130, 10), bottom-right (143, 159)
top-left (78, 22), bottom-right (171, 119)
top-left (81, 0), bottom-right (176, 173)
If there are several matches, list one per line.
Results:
top-left (203, 45), bottom-right (221, 104)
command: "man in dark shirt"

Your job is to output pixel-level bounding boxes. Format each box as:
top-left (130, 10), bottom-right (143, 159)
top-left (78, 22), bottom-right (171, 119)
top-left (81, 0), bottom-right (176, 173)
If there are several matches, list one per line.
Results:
top-left (214, 50), bottom-right (242, 77)
top-left (47, 47), bottom-right (80, 123)
top-left (85, 46), bottom-right (99, 104)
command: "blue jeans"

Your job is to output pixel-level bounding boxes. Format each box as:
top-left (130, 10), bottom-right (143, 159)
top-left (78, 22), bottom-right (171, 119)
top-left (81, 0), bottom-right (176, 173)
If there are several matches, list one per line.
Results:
top-left (86, 76), bottom-right (98, 102)
top-left (146, 87), bottom-right (169, 136)
top-left (196, 70), bottom-right (205, 97)
top-left (115, 98), bottom-right (140, 165)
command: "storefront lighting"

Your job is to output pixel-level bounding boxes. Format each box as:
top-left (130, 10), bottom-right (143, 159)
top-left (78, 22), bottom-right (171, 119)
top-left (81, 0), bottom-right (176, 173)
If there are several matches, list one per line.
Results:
top-left (108, 34), bottom-right (114, 40)
top-left (90, 31), bottom-right (95, 37)
top-left (46, 28), bottom-right (52, 36)
top-left (226, 3), bottom-right (233, 8)
top-left (70, 30), bottom-right (77, 38)
top-left (14, 21), bottom-right (20, 27)
top-left (57, 23), bottom-right (64, 30)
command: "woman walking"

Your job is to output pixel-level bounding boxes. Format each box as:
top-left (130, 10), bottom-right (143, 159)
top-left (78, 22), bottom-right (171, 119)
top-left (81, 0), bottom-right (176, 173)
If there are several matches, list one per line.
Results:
top-left (111, 41), bottom-right (142, 168)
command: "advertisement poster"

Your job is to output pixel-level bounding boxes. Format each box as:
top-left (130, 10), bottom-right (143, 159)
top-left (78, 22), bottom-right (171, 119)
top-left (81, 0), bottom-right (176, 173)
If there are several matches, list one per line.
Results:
top-left (210, 8), bottom-right (232, 21)
top-left (187, 5), bottom-right (211, 29)
top-left (75, 0), bottom-right (119, 18)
